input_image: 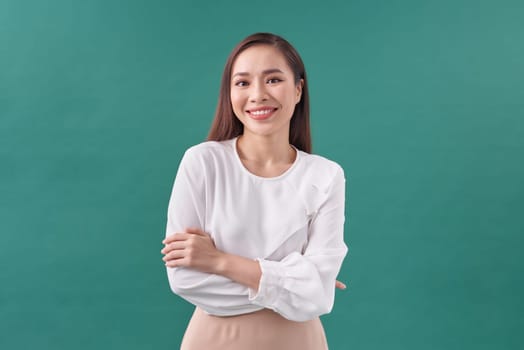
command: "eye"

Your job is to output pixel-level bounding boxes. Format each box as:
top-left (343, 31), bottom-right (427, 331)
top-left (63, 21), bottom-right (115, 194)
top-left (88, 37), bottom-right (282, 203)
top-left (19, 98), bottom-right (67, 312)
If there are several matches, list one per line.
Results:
top-left (267, 78), bottom-right (282, 84)
top-left (234, 80), bottom-right (249, 87)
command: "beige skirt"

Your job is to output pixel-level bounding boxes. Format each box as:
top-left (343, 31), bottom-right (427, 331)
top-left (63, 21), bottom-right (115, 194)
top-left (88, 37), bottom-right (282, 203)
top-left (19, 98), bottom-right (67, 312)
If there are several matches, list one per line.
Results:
top-left (180, 307), bottom-right (328, 350)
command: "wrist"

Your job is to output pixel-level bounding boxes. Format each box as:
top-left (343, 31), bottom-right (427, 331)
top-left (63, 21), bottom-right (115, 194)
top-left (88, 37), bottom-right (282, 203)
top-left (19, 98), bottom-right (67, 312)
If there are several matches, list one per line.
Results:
top-left (213, 252), bottom-right (229, 275)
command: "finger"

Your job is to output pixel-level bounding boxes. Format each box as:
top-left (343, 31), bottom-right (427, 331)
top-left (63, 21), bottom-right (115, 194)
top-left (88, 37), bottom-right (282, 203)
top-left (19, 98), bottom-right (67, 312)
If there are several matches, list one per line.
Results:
top-left (162, 233), bottom-right (179, 244)
top-left (335, 280), bottom-right (347, 290)
top-left (166, 257), bottom-right (187, 268)
top-left (163, 233), bottom-right (191, 244)
top-left (160, 241), bottom-right (185, 254)
top-left (163, 249), bottom-right (186, 262)
top-left (185, 227), bottom-right (207, 236)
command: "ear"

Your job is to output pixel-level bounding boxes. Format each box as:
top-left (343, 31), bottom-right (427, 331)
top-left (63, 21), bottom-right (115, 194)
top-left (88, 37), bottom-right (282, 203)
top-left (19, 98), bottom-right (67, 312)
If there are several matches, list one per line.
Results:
top-left (295, 79), bottom-right (304, 104)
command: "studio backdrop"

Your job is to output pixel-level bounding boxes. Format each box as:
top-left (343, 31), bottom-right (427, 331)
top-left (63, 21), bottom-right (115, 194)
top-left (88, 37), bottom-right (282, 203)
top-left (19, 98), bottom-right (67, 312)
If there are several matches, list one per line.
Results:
top-left (1, 0), bottom-right (523, 349)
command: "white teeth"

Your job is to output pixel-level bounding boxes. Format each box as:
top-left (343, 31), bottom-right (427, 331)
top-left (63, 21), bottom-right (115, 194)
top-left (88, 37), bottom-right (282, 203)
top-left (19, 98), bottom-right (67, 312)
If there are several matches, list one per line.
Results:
top-left (250, 109), bottom-right (273, 116)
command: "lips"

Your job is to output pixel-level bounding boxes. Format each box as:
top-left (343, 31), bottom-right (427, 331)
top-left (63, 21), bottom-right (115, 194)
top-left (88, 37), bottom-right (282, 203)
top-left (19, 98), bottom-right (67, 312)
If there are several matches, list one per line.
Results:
top-left (246, 107), bottom-right (278, 120)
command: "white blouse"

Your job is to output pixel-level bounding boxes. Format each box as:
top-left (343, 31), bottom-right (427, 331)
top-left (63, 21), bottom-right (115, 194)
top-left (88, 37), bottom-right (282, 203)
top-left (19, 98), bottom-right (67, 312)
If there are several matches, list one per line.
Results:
top-left (165, 137), bottom-right (348, 322)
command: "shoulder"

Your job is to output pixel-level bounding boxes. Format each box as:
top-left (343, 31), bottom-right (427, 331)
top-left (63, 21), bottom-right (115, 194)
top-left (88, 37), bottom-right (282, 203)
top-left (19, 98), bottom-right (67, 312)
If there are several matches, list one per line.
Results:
top-left (298, 151), bottom-right (345, 182)
top-left (183, 139), bottom-right (235, 162)
top-left (178, 139), bottom-right (236, 176)
top-left (291, 152), bottom-right (346, 209)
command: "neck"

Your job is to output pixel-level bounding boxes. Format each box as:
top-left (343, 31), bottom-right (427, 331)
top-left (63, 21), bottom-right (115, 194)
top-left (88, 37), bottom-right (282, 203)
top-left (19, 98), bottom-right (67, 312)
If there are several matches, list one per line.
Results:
top-left (236, 132), bottom-right (295, 165)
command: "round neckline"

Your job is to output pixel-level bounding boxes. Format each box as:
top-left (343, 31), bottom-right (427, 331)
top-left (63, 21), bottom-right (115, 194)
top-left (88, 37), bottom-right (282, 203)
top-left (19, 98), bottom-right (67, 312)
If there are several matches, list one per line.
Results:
top-left (231, 136), bottom-right (300, 181)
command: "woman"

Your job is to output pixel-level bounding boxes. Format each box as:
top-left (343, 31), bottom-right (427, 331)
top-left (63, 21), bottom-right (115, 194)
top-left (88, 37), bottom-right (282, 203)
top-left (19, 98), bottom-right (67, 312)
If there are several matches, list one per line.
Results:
top-left (161, 32), bottom-right (348, 349)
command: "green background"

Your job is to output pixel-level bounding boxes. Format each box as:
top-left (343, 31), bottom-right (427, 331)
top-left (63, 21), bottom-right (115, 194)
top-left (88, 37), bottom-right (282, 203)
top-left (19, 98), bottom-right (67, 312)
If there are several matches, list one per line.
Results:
top-left (1, 0), bottom-right (523, 349)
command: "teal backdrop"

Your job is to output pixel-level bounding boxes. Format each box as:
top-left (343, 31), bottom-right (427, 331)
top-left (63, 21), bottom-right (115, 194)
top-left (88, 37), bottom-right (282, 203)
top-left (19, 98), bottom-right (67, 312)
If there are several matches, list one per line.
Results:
top-left (1, 0), bottom-right (523, 349)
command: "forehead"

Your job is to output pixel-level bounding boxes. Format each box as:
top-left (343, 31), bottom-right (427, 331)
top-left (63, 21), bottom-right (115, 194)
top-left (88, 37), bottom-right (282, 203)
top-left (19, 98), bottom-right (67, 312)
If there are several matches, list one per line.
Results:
top-left (232, 45), bottom-right (291, 75)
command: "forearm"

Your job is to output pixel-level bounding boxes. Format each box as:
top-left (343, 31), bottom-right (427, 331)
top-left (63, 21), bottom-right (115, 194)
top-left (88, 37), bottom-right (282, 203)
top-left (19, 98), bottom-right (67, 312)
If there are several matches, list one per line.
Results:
top-left (162, 227), bottom-right (262, 291)
top-left (249, 249), bottom-right (347, 321)
top-left (214, 252), bottom-right (262, 292)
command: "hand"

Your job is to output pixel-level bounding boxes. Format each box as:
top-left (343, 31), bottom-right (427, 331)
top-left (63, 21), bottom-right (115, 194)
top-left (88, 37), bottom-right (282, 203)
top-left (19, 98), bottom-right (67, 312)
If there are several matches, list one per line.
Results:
top-left (335, 280), bottom-right (347, 290)
top-left (161, 227), bottom-right (223, 274)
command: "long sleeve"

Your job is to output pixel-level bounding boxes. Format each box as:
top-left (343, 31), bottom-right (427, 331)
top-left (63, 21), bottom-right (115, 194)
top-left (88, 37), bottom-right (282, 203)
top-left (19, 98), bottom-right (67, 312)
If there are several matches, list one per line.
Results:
top-left (165, 148), bottom-right (258, 315)
top-left (248, 165), bottom-right (348, 322)
top-left (164, 140), bottom-right (349, 319)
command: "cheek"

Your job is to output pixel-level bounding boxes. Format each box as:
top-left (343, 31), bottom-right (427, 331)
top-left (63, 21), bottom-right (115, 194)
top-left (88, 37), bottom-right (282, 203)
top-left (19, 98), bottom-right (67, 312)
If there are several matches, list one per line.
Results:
top-left (281, 91), bottom-right (298, 111)
top-left (230, 92), bottom-right (244, 113)
top-left (276, 85), bottom-right (298, 106)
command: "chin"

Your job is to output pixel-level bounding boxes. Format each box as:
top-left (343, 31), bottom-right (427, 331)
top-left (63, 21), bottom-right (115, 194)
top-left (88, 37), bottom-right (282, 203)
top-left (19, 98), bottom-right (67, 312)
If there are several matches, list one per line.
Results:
top-left (244, 124), bottom-right (290, 139)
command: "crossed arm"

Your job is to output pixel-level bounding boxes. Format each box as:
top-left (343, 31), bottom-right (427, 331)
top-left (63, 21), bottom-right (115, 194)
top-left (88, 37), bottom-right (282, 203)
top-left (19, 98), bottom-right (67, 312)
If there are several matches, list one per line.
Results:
top-left (160, 227), bottom-right (347, 293)
top-left (162, 149), bottom-right (348, 321)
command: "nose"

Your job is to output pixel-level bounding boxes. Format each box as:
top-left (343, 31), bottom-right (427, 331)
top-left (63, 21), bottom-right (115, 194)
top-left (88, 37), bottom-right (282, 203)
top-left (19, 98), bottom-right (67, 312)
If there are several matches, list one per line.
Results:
top-left (249, 80), bottom-right (268, 103)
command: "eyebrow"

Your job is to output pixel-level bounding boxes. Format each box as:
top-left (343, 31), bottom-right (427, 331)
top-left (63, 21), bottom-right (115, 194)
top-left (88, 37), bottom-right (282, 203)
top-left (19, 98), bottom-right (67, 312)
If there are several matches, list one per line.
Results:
top-left (232, 68), bottom-right (284, 78)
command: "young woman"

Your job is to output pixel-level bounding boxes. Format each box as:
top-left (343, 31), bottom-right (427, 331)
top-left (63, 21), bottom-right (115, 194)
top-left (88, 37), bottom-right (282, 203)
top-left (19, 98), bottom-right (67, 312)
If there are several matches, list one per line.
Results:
top-left (161, 32), bottom-right (348, 349)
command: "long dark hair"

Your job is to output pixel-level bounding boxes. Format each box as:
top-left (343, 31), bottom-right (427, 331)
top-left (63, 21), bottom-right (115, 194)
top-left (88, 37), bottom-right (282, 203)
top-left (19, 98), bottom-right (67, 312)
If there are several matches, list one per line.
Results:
top-left (206, 32), bottom-right (312, 153)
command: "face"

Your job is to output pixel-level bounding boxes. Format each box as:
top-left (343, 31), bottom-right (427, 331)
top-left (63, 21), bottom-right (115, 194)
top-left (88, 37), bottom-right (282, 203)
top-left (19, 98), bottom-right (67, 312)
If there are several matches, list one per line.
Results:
top-left (230, 45), bottom-right (303, 139)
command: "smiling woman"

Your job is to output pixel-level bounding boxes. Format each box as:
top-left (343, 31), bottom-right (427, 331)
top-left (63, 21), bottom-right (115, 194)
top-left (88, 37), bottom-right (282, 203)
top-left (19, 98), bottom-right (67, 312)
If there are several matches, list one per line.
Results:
top-left (230, 45), bottom-right (303, 146)
top-left (161, 32), bottom-right (349, 349)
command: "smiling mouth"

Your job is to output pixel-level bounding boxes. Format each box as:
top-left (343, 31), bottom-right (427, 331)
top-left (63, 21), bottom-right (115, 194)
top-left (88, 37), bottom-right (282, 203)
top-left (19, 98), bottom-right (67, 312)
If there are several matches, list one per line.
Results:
top-left (247, 108), bottom-right (278, 120)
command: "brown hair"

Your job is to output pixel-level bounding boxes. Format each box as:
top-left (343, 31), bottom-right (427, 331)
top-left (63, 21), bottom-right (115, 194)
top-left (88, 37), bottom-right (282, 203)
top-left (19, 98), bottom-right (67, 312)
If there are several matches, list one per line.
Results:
top-left (206, 32), bottom-right (312, 153)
